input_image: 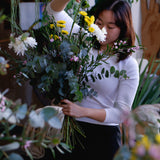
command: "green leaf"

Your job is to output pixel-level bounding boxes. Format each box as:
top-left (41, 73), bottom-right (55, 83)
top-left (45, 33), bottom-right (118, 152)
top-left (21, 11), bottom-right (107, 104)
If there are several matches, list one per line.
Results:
top-left (70, 45), bottom-right (79, 54)
top-left (9, 153), bottom-right (24, 160)
top-left (48, 116), bottom-right (62, 129)
top-left (16, 104), bottom-right (27, 120)
top-left (60, 143), bottom-right (71, 153)
top-left (29, 110), bottom-right (45, 128)
top-left (0, 142), bottom-right (20, 151)
top-left (40, 107), bottom-right (58, 122)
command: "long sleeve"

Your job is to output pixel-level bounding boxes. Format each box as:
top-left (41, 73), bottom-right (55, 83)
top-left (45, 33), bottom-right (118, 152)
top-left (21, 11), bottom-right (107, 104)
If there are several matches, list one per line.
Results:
top-left (104, 57), bottom-right (139, 124)
top-left (46, 2), bottom-right (80, 34)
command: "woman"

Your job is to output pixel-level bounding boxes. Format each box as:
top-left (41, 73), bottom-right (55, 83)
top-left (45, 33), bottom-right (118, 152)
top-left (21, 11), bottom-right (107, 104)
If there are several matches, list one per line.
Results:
top-left (46, 0), bottom-right (139, 159)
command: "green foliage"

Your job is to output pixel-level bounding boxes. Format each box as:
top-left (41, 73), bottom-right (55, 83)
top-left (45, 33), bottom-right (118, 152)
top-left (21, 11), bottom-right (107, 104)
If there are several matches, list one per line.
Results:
top-left (132, 58), bottom-right (160, 110)
top-left (0, 10), bottom-right (7, 24)
top-left (0, 90), bottom-right (63, 160)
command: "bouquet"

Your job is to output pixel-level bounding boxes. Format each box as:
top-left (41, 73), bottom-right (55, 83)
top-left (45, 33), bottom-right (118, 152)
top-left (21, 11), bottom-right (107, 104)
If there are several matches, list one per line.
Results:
top-left (5, 0), bottom-right (140, 149)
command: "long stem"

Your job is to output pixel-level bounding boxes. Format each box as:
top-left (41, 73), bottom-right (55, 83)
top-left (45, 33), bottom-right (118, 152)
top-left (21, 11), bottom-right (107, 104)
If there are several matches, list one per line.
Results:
top-left (68, 0), bottom-right (84, 39)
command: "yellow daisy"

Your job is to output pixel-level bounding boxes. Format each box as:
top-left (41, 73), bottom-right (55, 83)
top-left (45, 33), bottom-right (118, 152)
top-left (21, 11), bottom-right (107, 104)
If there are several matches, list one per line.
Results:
top-left (54, 35), bottom-right (59, 40)
top-left (88, 27), bottom-right (95, 33)
top-left (50, 24), bottom-right (54, 29)
top-left (79, 11), bottom-right (88, 16)
top-left (57, 24), bottom-right (66, 28)
top-left (49, 34), bottom-right (53, 39)
top-left (57, 20), bottom-right (66, 24)
top-left (84, 15), bottom-right (95, 26)
top-left (61, 30), bottom-right (69, 35)
top-left (155, 134), bottom-right (160, 144)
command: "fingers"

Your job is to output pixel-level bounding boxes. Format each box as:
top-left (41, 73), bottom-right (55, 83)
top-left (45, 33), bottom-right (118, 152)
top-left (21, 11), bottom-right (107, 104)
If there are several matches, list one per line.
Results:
top-left (76, 0), bottom-right (80, 3)
top-left (61, 99), bottom-right (72, 104)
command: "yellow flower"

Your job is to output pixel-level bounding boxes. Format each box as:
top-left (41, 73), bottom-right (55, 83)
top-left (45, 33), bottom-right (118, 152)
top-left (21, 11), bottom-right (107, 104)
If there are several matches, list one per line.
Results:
top-left (57, 24), bottom-right (66, 28)
top-left (50, 24), bottom-right (54, 29)
top-left (141, 135), bottom-right (151, 150)
top-left (84, 15), bottom-right (95, 26)
top-left (57, 20), bottom-right (66, 24)
top-left (54, 35), bottom-right (59, 40)
top-left (155, 134), bottom-right (160, 144)
top-left (88, 27), bottom-right (95, 33)
top-left (5, 64), bottom-right (10, 68)
top-left (79, 11), bottom-right (88, 16)
top-left (49, 34), bottom-right (53, 39)
top-left (61, 30), bottom-right (69, 35)
top-left (90, 16), bottom-right (95, 23)
top-left (130, 155), bottom-right (136, 160)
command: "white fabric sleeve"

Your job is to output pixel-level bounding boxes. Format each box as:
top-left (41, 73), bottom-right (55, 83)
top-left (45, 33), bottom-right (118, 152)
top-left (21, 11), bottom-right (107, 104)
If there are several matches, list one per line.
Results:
top-left (46, 2), bottom-right (80, 34)
top-left (104, 57), bottom-right (139, 124)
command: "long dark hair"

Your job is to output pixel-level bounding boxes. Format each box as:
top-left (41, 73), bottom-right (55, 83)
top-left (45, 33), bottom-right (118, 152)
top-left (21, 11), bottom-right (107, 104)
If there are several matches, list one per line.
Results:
top-left (89, 0), bottom-right (135, 62)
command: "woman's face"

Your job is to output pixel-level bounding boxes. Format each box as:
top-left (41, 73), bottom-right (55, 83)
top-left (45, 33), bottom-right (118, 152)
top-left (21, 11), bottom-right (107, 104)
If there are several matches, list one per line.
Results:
top-left (95, 10), bottom-right (121, 49)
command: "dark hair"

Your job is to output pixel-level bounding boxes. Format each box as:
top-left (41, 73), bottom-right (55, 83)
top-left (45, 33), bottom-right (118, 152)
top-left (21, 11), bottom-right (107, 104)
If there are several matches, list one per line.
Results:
top-left (89, 0), bottom-right (135, 61)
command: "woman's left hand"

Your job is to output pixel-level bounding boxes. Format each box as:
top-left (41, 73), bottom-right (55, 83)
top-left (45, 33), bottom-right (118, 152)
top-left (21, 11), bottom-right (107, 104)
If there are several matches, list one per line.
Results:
top-left (60, 99), bottom-right (84, 118)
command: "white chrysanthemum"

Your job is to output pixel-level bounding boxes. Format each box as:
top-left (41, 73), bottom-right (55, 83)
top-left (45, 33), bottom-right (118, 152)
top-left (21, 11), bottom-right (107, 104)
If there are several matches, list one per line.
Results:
top-left (90, 24), bottom-right (107, 42)
top-left (102, 27), bottom-right (107, 35)
top-left (24, 37), bottom-right (37, 48)
top-left (8, 33), bottom-right (37, 56)
top-left (14, 38), bottom-right (27, 56)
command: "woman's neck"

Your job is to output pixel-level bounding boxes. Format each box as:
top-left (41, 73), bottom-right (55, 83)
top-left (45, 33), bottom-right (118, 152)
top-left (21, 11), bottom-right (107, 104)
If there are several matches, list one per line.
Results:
top-left (100, 43), bottom-right (113, 51)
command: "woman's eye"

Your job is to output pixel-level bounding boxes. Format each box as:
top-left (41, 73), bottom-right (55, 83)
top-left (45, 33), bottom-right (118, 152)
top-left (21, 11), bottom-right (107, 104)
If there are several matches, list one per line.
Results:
top-left (97, 23), bottom-right (102, 26)
top-left (108, 26), bottom-right (115, 29)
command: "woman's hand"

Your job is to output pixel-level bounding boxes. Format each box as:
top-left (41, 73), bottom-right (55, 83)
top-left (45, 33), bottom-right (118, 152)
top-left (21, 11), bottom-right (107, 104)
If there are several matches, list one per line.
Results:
top-left (60, 99), bottom-right (106, 122)
top-left (50, 0), bottom-right (81, 12)
top-left (60, 99), bottom-right (84, 118)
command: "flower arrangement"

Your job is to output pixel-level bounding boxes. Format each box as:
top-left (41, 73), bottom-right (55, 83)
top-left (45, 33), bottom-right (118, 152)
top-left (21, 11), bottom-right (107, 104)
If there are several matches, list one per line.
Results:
top-left (114, 104), bottom-right (160, 160)
top-left (114, 133), bottom-right (160, 160)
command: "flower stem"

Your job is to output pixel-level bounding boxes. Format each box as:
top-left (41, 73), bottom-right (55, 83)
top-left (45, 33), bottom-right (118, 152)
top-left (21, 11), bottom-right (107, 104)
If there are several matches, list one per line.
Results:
top-left (68, 0), bottom-right (84, 40)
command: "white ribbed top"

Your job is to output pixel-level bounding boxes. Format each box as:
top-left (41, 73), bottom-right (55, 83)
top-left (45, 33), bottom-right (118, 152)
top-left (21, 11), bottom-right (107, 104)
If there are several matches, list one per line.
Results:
top-left (46, 3), bottom-right (139, 126)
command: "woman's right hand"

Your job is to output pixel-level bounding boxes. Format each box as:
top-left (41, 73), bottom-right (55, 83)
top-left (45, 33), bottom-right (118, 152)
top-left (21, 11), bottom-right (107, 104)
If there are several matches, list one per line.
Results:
top-left (51, 0), bottom-right (80, 12)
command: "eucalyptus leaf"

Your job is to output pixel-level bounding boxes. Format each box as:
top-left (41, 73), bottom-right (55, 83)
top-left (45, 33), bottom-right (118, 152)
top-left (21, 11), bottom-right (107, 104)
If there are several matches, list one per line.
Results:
top-left (39, 107), bottom-right (57, 122)
top-left (16, 104), bottom-right (27, 120)
top-left (29, 110), bottom-right (44, 128)
top-left (48, 116), bottom-right (62, 129)
top-left (70, 45), bottom-right (79, 54)
top-left (9, 153), bottom-right (24, 160)
top-left (0, 142), bottom-right (20, 151)
top-left (2, 108), bottom-right (16, 124)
